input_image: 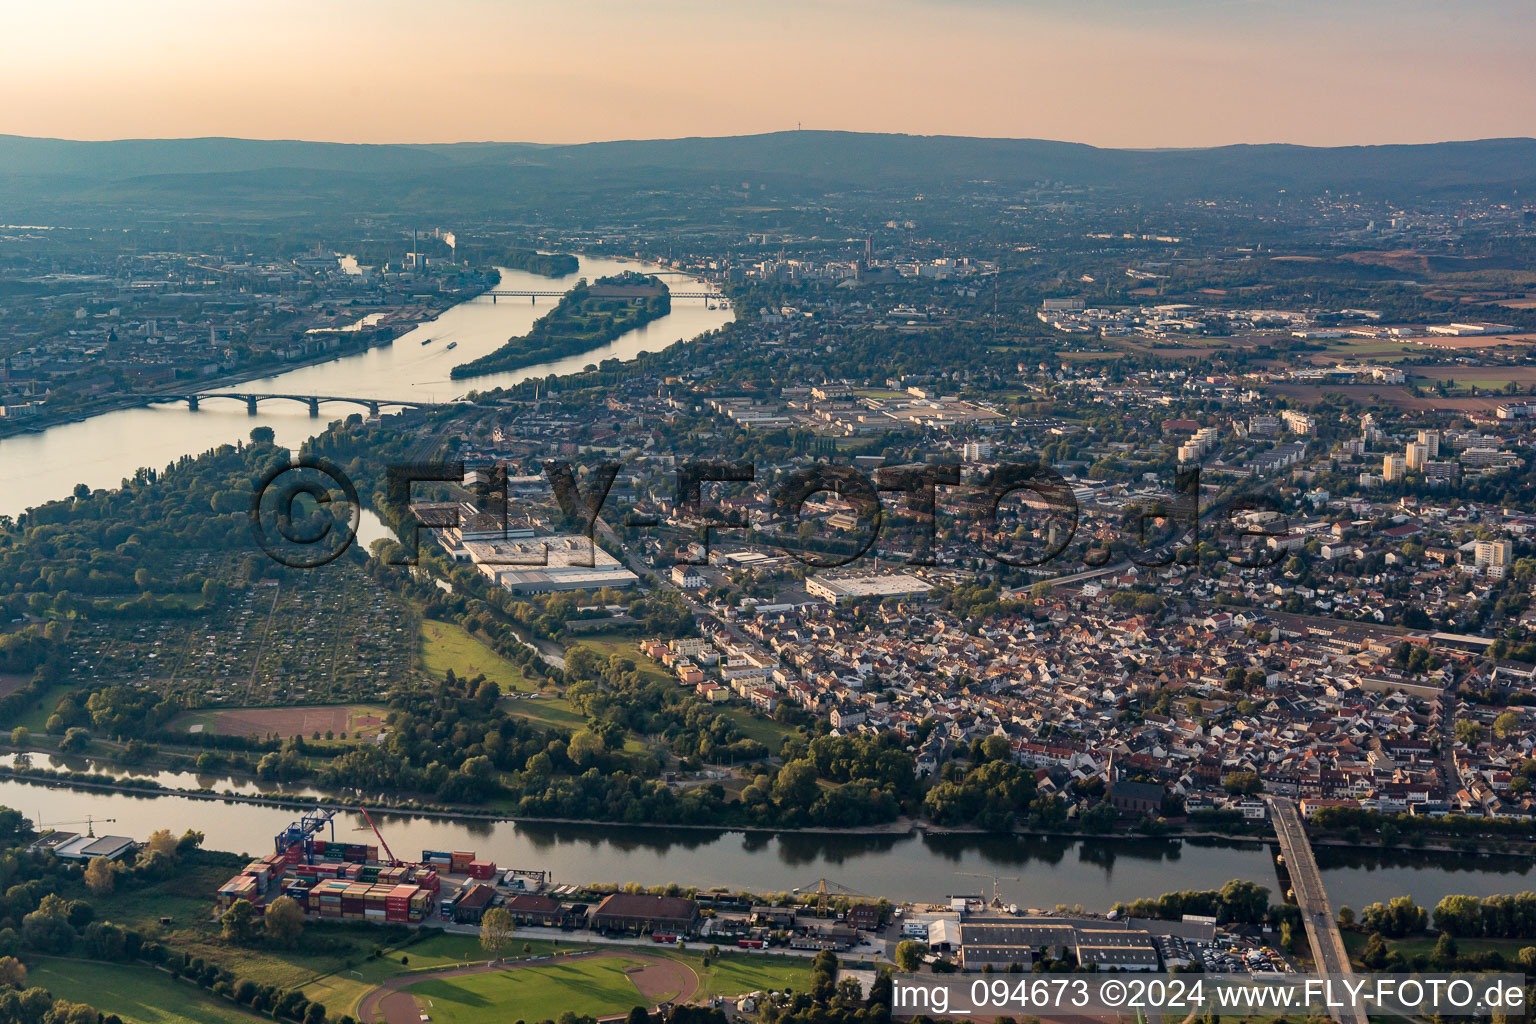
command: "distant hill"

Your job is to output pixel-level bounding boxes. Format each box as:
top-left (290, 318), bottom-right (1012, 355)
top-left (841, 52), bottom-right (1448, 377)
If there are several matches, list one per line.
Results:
top-left (2, 131), bottom-right (1532, 211)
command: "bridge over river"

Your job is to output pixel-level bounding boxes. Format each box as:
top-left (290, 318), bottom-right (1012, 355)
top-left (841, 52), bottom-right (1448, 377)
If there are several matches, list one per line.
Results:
top-left (137, 392), bottom-right (439, 416)
top-left (1271, 797), bottom-right (1368, 1024)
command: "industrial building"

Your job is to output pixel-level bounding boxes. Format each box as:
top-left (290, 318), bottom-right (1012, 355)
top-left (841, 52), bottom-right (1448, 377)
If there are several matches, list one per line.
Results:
top-left (805, 572), bottom-right (932, 605)
top-left (590, 893), bottom-right (701, 935)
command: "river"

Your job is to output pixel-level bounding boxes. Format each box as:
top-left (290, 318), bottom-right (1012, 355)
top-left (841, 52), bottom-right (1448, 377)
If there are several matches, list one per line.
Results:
top-left (2, 256), bottom-right (1534, 913)
top-left (1, 760), bottom-right (1533, 911)
top-left (0, 256), bottom-right (730, 519)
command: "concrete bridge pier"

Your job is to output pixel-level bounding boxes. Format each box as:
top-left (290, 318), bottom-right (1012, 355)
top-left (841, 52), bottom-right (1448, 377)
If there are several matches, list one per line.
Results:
top-left (186, 395), bottom-right (199, 411)
top-left (307, 397), bottom-right (320, 417)
top-left (367, 401), bottom-right (380, 416)
top-left (491, 294), bottom-right (496, 304)
top-left (246, 396), bottom-right (259, 415)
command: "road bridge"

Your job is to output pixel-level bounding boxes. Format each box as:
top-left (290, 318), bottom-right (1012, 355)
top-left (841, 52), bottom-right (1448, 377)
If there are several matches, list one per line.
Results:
top-left (1270, 797), bottom-right (1367, 1024)
top-left (482, 289), bottom-right (723, 302)
top-left (138, 393), bottom-right (436, 416)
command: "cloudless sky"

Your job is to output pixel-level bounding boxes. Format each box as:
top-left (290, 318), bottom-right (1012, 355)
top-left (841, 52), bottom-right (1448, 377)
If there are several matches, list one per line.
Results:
top-left (1, 0), bottom-right (1532, 147)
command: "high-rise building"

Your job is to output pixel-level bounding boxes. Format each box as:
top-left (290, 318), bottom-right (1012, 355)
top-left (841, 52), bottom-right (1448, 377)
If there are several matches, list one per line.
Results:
top-left (1406, 442), bottom-right (1428, 471)
top-left (1475, 539), bottom-right (1513, 579)
top-left (1281, 410), bottom-right (1315, 435)
top-left (1383, 453), bottom-right (1406, 482)
top-left (1417, 429), bottom-right (1440, 459)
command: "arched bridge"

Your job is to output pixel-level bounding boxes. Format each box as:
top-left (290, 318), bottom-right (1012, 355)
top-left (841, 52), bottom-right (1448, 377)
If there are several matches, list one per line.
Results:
top-left (138, 393), bottom-right (438, 416)
top-left (482, 289), bottom-right (724, 303)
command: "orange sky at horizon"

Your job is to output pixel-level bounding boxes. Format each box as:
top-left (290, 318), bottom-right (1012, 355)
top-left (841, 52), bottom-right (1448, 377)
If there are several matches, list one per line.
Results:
top-left (1, 0), bottom-right (1532, 149)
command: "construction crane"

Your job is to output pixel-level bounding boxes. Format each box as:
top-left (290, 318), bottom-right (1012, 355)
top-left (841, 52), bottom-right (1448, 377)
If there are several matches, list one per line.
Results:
top-left (354, 807), bottom-right (402, 867)
top-left (792, 877), bottom-right (869, 917)
top-left (959, 872), bottom-right (1020, 908)
top-left (38, 815), bottom-right (115, 838)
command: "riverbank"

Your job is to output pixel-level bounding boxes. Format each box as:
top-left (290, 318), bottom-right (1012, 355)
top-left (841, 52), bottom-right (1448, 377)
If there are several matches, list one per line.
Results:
top-left (0, 291), bottom-right (480, 445)
top-left (3, 762), bottom-right (1534, 862)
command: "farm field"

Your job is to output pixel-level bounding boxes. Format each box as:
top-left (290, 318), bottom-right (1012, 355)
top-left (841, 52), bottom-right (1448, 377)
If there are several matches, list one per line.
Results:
top-left (1267, 383), bottom-right (1515, 412)
top-left (30, 958), bottom-right (268, 1024)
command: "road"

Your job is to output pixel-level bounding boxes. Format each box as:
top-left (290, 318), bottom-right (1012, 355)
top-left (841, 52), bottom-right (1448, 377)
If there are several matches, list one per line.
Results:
top-left (1269, 798), bottom-right (1367, 1024)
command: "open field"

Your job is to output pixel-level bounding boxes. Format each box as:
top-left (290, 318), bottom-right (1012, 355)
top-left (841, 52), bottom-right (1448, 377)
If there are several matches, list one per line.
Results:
top-left (403, 957), bottom-right (659, 1024)
top-left (720, 707), bottom-right (798, 751)
top-left (1268, 383), bottom-right (1515, 412)
top-left (1341, 930), bottom-right (1534, 966)
top-left (1405, 364), bottom-right (1536, 389)
top-left (30, 958), bottom-right (268, 1024)
top-left (0, 672), bottom-right (28, 698)
top-left (420, 619), bottom-right (536, 693)
top-left (419, 620), bottom-right (590, 731)
top-left (690, 953), bottom-right (812, 999)
top-left (176, 704), bottom-right (387, 740)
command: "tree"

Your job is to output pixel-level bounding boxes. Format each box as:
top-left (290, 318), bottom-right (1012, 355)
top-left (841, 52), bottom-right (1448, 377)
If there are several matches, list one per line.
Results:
top-left (1337, 906), bottom-right (1355, 929)
top-left (146, 829), bottom-right (180, 862)
top-left (250, 426), bottom-right (276, 445)
top-left (58, 728), bottom-right (90, 754)
top-left (264, 896), bottom-right (304, 948)
top-left (1221, 771), bottom-right (1262, 796)
top-left (8, 728), bottom-right (28, 749)
top-left (1080, 801), bottom-right (1118, 833)
top-left (480, 907), bottom-right (515, 959)
top-left (894, 940), bottom-right (928, 972)
top-left (221, 899), bottom-right (257, 943)
top-left (21, 894), bottom-right (74, 953)
top-left (1493, 712), bottom-right (1521, 742)
top-left (0, 956), bottom-right (24, 990)
top-left (83, 857), bottom-right (121, 896)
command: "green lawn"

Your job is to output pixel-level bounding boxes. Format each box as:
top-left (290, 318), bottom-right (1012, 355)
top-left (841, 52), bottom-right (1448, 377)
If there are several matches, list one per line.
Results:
top-left (502, 694), bottom-right (586, 731)
top-left (420, 620), bottom-right (537, 693)
top-left (30, 959), bottom-right (267, 1024)
top-left (720, 707), bottom-right (797, 752)
top-left (688, 953), bottom-right (812, 999)
top-left (1341, 929), bottom-right (1534, 966)
top-left (407, 958), bottom-right (649, 1023)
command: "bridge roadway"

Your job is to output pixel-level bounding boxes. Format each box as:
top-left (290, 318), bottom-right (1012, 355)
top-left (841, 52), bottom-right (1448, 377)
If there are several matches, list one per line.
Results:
top-left (483, 289), bottom-right (722, 300)
top-left (1270, 797), bottom-right (1367, 1024)
top-left (138, 392), bottom-right (436, 416)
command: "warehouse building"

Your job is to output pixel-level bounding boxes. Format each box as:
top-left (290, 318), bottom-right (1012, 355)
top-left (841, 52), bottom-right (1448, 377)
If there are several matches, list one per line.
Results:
top-left (452, 883), bottom-right (497, 924)
top-left (958, 920), bottom-right (1075, 969)
top-left (590, 893), bottom-right (700, 936)
top-left (502, 893), bottom-right (565, 927)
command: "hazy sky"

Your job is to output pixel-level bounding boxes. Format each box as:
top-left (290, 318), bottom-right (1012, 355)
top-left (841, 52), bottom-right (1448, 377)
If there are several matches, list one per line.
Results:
top-left (2, 0), bottom-right (1532, 147)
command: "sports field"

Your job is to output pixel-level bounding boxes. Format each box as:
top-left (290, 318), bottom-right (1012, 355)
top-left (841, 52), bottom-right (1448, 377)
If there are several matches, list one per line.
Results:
top-left (177, 704), bottom-right (386, 740)
top-left (409, 958), bottom-right (651, 1023)
top-left (30, 958), bottom-right (267, 1024)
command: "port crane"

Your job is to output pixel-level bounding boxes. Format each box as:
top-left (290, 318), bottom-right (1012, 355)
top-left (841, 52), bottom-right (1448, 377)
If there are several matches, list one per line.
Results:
top-left (273, 808), bottom-right (338, 864)
top-left (354, 807), bottom-right (403, 867)
top-left (792, 877), bottom-right (869, 917)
